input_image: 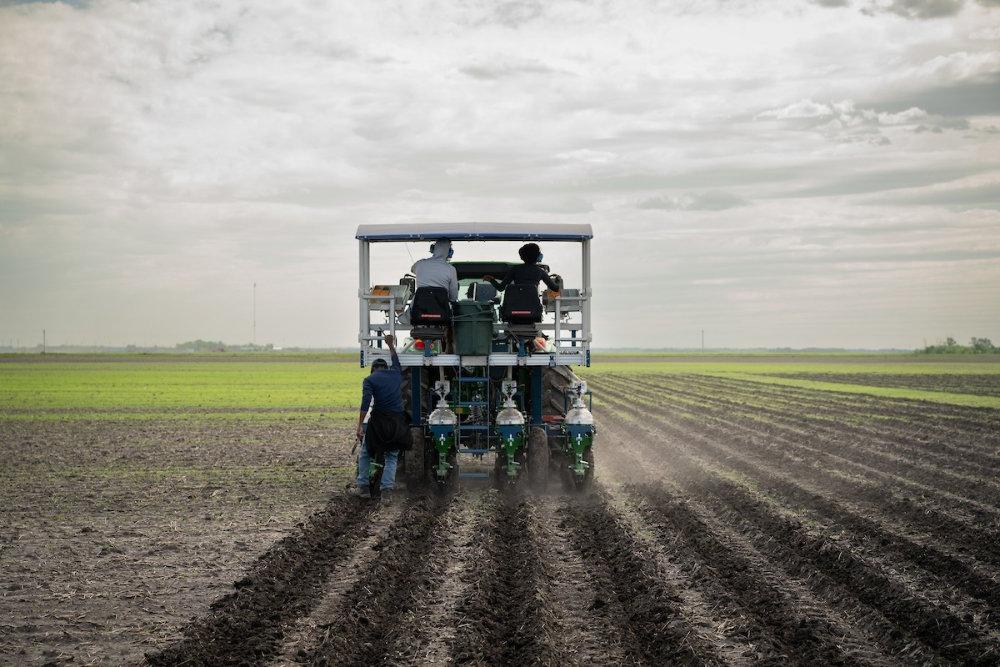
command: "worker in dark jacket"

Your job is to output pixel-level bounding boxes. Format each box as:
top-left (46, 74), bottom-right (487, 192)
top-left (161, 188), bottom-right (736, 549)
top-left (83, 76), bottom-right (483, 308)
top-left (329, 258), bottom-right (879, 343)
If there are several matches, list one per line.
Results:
top-left (355, 334), bottom-right (408, 500)
top-left (484, 243), bottom-right (560, 293)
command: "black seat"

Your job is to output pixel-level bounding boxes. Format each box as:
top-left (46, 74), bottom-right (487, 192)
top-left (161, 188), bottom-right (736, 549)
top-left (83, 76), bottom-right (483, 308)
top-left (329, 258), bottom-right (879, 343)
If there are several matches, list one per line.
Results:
top-left (410, 286), bottom-right (452, 325)
top-left (501, 285), bottom-right (542, 324)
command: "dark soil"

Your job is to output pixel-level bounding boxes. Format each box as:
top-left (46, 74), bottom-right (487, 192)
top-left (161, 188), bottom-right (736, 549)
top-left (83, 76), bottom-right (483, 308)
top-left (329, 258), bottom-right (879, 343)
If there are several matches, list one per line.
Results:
top-left (145, 495), bottom-right (374, 666)
top-left (3, 373), bottom-right (999, 666)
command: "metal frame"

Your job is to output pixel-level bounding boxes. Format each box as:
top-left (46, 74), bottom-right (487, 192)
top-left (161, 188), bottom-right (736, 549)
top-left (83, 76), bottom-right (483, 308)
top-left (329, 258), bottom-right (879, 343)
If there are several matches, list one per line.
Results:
top-left (358, 223), bottom-right (593, 369)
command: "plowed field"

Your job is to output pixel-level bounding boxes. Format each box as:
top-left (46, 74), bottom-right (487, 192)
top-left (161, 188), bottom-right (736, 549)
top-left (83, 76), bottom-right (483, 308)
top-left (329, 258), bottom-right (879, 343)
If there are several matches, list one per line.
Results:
top-left (2, 358), bottom-right (999, 665)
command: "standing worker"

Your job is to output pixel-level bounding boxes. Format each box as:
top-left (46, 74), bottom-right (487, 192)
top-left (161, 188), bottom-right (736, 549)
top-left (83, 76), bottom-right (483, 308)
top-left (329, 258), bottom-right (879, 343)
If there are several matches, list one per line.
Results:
top-left (355, 334), bottom-right (409, 500)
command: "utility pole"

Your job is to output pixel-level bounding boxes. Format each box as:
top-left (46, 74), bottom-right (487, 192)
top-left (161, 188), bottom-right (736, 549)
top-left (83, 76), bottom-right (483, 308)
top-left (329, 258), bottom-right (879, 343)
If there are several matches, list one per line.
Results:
top-left (42, 329), bottom-right (46, 354)
top-left (701, 329), bottom-right (705, 352)
top-left (251, 281), bottom-right (256, 346)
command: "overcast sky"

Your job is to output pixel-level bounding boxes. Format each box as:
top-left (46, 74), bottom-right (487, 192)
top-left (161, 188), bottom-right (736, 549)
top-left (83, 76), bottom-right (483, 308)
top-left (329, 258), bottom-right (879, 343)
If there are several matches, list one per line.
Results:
top-left (1, 0), bottom-right (998, 349)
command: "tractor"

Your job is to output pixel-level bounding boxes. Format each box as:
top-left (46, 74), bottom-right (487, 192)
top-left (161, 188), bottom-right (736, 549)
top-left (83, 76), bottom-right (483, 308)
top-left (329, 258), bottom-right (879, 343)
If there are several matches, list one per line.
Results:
top-left (357, 223), bottom-right (595, 493)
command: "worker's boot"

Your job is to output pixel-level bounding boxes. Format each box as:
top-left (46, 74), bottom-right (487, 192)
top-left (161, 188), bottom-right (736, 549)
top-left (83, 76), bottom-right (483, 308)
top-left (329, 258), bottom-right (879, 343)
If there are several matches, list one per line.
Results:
top-left (352, 485), bottom-right (372, 499)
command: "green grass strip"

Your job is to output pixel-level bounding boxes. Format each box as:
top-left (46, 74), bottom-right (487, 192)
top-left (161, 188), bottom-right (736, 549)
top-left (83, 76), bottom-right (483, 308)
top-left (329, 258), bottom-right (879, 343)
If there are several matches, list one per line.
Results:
top-left (710, 373), bottom-right (1000, 409)
top-left (0, 410), bottom-right (357, 423)
top-left (582, 361), bottom-right (1000, 376)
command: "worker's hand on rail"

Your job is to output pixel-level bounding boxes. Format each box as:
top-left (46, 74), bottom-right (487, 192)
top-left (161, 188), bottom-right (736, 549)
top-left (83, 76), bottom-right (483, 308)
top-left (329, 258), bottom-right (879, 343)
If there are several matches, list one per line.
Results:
top-left (383, 334), bottom-right (395, 348)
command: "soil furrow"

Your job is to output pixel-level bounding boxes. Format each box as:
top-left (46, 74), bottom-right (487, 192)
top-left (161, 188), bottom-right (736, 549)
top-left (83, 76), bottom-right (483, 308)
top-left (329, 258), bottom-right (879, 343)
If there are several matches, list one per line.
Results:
top-left (145, 495), bottom-right (375, 666)
top-left (622, 484), bottom-right (895, 666)
top-left (271, 503), bottom-right (405, 665)
top-left (603, 375), bottom-right (1000, 506)
top-left (593, 376), bottom-right (1000, 526)
top-left (595, 386), bottom-right (1000, 616)
top-left (449, 493), bottom-right (554, 665)
top-left (302, 494), bottom-right (453, 665)
top-left (600, 423), bottom-right (931, 666)
top-left (530, 497), bottom-right (631, 665)
top-left (598, 412), bottom-right (1000, 665)
top-left (673, 374), bottom-right (1000, 451)
top-left (557, 490), bottom-right (725, 665)
top-left (603, 371), bottom-right (1000, 459)
top-left (600, 440), bottom-right (888, 665)
top-left (386, 495), bottom-right (487, 664)
top-left (630, 374), bottom-right (1000, 476)
top-left (591, 378), bottom-right (1000, 566)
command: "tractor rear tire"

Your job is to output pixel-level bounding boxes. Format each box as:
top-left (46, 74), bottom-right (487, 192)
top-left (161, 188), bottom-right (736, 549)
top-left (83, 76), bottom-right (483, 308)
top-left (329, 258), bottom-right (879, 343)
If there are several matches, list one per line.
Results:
top-left (527, 426), bottom-right (549, 492)
top-left (403, 427), bottom-right (426, 491)
top-left (400, 368), bottom-right (433, 424)
top-left (543, 365), bottom-right (580, 416)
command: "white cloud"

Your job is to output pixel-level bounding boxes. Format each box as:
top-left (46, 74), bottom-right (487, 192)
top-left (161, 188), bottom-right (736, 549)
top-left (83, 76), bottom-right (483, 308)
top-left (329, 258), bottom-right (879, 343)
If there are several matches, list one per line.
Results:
top-left (758, 99), bottom-right (839, 119)
top-left (637, 191), bottom-right (749, 211)
top-left (0, 0), bottom-right (998, 348)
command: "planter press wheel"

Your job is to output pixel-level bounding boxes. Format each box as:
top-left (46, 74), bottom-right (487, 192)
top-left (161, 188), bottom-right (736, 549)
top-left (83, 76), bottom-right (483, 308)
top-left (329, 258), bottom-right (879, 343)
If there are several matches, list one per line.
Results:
top-left (562, 446), bottom-right (594, 494)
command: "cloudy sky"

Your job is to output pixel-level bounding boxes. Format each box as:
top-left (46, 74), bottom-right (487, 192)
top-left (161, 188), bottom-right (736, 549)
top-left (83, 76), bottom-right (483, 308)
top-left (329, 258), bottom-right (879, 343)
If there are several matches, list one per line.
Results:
top-left (1, 0), bottom-right (998, 349)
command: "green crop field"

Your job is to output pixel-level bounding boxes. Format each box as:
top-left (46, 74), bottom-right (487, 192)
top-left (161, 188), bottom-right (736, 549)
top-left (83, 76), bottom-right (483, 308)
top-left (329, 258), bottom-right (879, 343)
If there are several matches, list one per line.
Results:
top-left (2, 353), bottom-right (999, 420)
top-left (0, 358), bottom-right (367, 421)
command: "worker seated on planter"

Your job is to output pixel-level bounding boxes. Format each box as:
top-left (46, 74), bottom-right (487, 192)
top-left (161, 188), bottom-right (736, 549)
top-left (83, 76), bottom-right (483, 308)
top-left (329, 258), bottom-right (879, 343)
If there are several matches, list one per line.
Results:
top-left (484, 243), bottom-right (560, 326)
top-left (409, 239), bottom-right (458, 350)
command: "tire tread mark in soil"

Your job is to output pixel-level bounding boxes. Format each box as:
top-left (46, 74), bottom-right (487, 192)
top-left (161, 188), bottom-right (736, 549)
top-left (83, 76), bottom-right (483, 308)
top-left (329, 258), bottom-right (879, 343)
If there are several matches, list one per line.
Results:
top-left (557, 491), bottom-right (724, 666)
top-left (303, 494), bottom-right (451, 665)
top-left (145, 495), bottom-right (375, 666)
top-left (449, 494), bottom-right (554, 665)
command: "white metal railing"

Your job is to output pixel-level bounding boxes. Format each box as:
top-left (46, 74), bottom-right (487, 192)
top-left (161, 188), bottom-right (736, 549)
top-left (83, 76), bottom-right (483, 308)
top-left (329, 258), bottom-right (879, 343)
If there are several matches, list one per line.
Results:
top-left (360, 288), bottom-right (590, 367)
top-left (358, 236), bottom-right (592, 367)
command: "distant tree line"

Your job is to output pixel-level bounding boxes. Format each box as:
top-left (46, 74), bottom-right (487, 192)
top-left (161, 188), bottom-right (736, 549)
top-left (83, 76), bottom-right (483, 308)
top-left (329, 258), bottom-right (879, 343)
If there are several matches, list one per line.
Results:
top-left (921, 337), bottom-right (997, 354)
top-left (173, 339), bottom-right (274, 352)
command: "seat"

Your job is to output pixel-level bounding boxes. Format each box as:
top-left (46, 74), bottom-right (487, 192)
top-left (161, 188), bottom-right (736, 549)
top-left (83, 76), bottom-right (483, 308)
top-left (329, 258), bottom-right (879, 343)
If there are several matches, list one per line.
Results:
top-left (501, 285), bottom-right (543, 324)
top-left (410, 286), bottom-right (452, 325)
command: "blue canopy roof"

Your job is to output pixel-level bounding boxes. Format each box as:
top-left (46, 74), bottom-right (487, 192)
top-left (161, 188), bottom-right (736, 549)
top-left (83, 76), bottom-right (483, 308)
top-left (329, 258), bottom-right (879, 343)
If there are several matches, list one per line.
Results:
top-left (356, 222), bottom-right (593, 242)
